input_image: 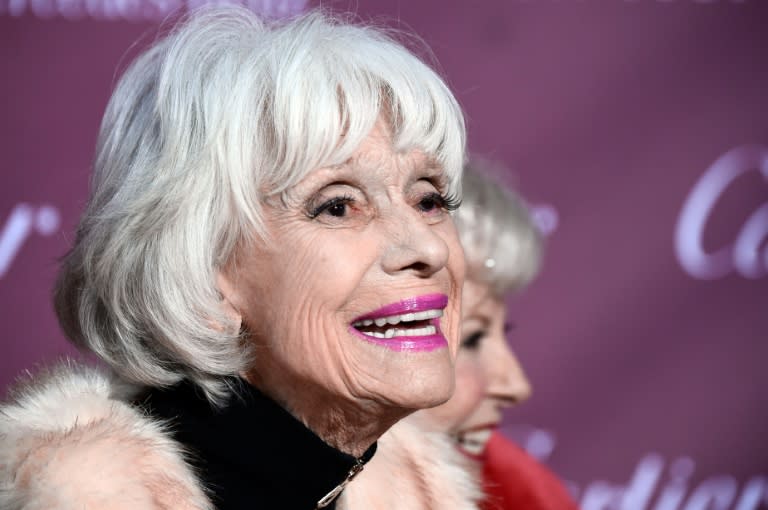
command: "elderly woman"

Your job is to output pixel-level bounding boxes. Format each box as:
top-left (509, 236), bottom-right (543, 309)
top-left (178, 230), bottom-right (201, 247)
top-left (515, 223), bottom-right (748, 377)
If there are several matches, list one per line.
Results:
top-left (0, 8), bottom-right (467, 510)
top-left (340, 161), bottom-right (577, 509)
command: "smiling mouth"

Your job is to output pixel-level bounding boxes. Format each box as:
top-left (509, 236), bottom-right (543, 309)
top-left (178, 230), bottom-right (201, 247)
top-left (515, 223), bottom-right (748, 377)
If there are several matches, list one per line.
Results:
top-left (352, 309), bottom-right (443, 339)
top-left (349, 294), bottom-right (449, 352)
top-left (457, 428), bottom-right (494, 458)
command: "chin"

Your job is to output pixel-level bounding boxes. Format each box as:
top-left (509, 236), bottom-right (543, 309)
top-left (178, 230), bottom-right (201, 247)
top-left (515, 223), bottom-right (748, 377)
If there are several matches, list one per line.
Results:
top-left (387, 358), bottom-right (456, 412)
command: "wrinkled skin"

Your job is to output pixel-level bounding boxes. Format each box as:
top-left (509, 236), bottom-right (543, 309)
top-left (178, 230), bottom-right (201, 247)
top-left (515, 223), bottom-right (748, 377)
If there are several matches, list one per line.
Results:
top-left (417, 278), bottom-right (532, 456)
top-left (218, 119), bottom-right (465, 456)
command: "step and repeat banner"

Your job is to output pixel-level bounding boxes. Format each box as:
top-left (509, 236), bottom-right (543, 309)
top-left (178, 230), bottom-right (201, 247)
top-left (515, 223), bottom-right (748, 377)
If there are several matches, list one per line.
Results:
top-left (2, 1), bottom-right (766, 508)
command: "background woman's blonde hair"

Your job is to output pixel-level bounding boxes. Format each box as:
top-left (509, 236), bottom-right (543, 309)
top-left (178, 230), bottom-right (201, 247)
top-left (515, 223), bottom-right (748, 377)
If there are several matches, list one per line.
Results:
top-left (454, 158), bottom-right (542, 296)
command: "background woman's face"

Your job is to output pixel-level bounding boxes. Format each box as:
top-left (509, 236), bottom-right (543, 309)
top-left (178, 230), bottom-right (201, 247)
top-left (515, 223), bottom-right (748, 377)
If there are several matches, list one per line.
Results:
top-left (220, 118), bottom-right (465, 420)
top-left (419, 278), bottom-right (532, 458)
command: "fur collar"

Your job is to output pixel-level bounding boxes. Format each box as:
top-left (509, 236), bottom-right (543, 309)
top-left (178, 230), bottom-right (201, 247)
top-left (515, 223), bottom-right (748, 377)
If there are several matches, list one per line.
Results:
top-left (0, 363), bottom-right (213, 510)
top-left (1, 362), bottom-right (480, 509)
top-left (338, 418), bottom-right (482, 510)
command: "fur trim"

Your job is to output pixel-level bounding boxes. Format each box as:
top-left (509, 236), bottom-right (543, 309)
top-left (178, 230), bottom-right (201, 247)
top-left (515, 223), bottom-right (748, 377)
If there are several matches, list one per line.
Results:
top-left (1, 362), bottom-right (481, 510)
top-left (338, 418), bottom-right (482, 510)
top-left (0, 362), bottom-right (213, 510)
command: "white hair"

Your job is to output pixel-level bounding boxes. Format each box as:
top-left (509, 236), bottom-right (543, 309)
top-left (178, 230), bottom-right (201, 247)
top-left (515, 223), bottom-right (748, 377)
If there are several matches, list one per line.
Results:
top-left (54, 6), bottom-right (466, 405)
top-left (454, 159), bottom-right (542, 296)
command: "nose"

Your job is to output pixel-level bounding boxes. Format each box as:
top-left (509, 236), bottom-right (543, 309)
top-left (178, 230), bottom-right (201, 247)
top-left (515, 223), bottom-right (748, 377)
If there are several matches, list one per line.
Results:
top-left (487, 336), bottom-right (532, 407)
top-left (380, 207), bottom-right (452, 278)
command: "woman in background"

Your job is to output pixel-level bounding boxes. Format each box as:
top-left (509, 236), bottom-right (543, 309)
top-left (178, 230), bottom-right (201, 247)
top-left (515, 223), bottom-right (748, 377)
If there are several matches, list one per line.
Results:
top-left (341, 160), bottom-right (578, 510)
top-left (445, 163), bottom-right (578, 510)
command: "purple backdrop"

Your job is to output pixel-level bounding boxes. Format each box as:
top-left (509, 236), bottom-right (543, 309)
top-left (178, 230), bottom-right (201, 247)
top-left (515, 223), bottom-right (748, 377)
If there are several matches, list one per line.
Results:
top-left (2, 1), bottom-right (767, 508)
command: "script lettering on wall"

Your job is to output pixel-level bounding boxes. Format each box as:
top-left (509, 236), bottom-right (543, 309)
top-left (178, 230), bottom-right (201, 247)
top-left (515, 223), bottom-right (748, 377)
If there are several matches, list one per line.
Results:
top-left (675, 145), bottom-right (768, 280)
top-left (0, 0), bottom-right (307, 20)
top-left (0, 204), bottom-right (61, 279)
top-left (530, 203), bottom-right (559, 237)
top-left (507, 425), bottom-right (768, 510)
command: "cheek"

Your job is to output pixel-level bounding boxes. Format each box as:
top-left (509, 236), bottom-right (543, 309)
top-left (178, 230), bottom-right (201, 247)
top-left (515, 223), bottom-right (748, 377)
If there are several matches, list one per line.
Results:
top-left (276, 230), bottom-right (368, 309)
top-left (263, 231), bottom-right (381, 361)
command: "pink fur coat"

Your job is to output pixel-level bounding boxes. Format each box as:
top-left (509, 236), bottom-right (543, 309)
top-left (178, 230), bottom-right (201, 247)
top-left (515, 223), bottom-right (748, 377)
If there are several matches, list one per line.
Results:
top-left (0, 363), bottom-right (480, 510)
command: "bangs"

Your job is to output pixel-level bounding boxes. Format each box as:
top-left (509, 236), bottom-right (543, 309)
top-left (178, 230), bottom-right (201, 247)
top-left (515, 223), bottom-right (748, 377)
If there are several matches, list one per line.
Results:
top-left (248, 13), bottom-right (465, 200)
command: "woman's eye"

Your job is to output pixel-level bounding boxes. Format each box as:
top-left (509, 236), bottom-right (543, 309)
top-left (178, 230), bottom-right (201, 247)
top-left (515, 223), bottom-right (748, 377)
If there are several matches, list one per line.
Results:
top-left (416, 191), bottom-right (460, 215)
top-left (309, 196), bottom-right (354, 219)
top-left (326, 201), bottom-right (348, 217)
top-left (460, 330), bottom-right (486, 350)
top-left (418, 193), bottom-right (442, 212)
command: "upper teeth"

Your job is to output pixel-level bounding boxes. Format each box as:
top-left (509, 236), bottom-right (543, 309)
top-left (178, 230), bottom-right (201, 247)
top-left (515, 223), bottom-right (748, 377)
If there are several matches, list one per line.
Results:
top-left (354, 309), bottom-right (443, 328)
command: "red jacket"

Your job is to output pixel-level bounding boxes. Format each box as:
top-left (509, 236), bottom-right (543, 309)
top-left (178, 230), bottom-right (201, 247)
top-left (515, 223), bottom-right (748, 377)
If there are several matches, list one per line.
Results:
top-left (480, 431), bottom-right (579, 510)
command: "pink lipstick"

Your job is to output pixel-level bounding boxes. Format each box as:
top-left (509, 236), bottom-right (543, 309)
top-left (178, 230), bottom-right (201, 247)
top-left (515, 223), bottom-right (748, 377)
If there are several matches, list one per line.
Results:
top-left (349, 293), bottom-right (449, 352)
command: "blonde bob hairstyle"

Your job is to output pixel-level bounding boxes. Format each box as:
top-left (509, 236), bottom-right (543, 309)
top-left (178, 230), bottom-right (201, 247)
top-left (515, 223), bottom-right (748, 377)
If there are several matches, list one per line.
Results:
top-left (54, 7), bottom-right (466, 405)
top-left (454, 159), bottom-right (542, 297)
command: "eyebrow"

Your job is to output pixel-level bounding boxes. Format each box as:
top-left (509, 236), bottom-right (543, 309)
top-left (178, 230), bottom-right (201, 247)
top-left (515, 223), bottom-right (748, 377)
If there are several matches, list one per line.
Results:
top-left (464, 314), bottom-right (491, 329)
top-left (415, 159), bottom-right (449, 188)
top-left (345, 147), bottom-right (442, 171)
top-left (278, 166), bottom-right (348, 206)
top-left (286, 150), bottom-right (446, 209)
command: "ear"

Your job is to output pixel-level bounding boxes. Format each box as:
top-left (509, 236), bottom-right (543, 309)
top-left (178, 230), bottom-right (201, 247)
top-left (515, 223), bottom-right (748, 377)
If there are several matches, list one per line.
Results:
top-left (215, 271), bottom-right (243, 333)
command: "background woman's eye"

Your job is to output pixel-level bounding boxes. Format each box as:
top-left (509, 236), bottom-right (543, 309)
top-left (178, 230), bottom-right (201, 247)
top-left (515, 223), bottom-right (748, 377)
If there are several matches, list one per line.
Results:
top-left (460, 330), bottom-right (485, 350)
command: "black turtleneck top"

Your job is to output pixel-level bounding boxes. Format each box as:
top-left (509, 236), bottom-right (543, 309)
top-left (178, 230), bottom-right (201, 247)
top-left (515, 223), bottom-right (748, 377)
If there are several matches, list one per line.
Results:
top-left (139, 379), bottom-right (377, 510)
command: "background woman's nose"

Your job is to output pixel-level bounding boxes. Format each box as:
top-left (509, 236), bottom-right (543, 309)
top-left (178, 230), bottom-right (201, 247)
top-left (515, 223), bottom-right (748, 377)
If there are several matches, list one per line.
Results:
top-left (488, 340), bottom-right (532, 406)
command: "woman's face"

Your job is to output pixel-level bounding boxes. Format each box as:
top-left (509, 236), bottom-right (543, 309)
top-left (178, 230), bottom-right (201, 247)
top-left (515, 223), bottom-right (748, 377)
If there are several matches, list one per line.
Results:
top-left (220, 118), bottom-right (465, 428)
top-left (418, 277), bottom-right (532, 459)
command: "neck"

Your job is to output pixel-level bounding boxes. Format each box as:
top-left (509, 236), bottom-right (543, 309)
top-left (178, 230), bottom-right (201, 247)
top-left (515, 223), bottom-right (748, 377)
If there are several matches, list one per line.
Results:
top-left (298, 394), bottom-right (405, 457)
top-left (244, 371), bottom-right (406, 457)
